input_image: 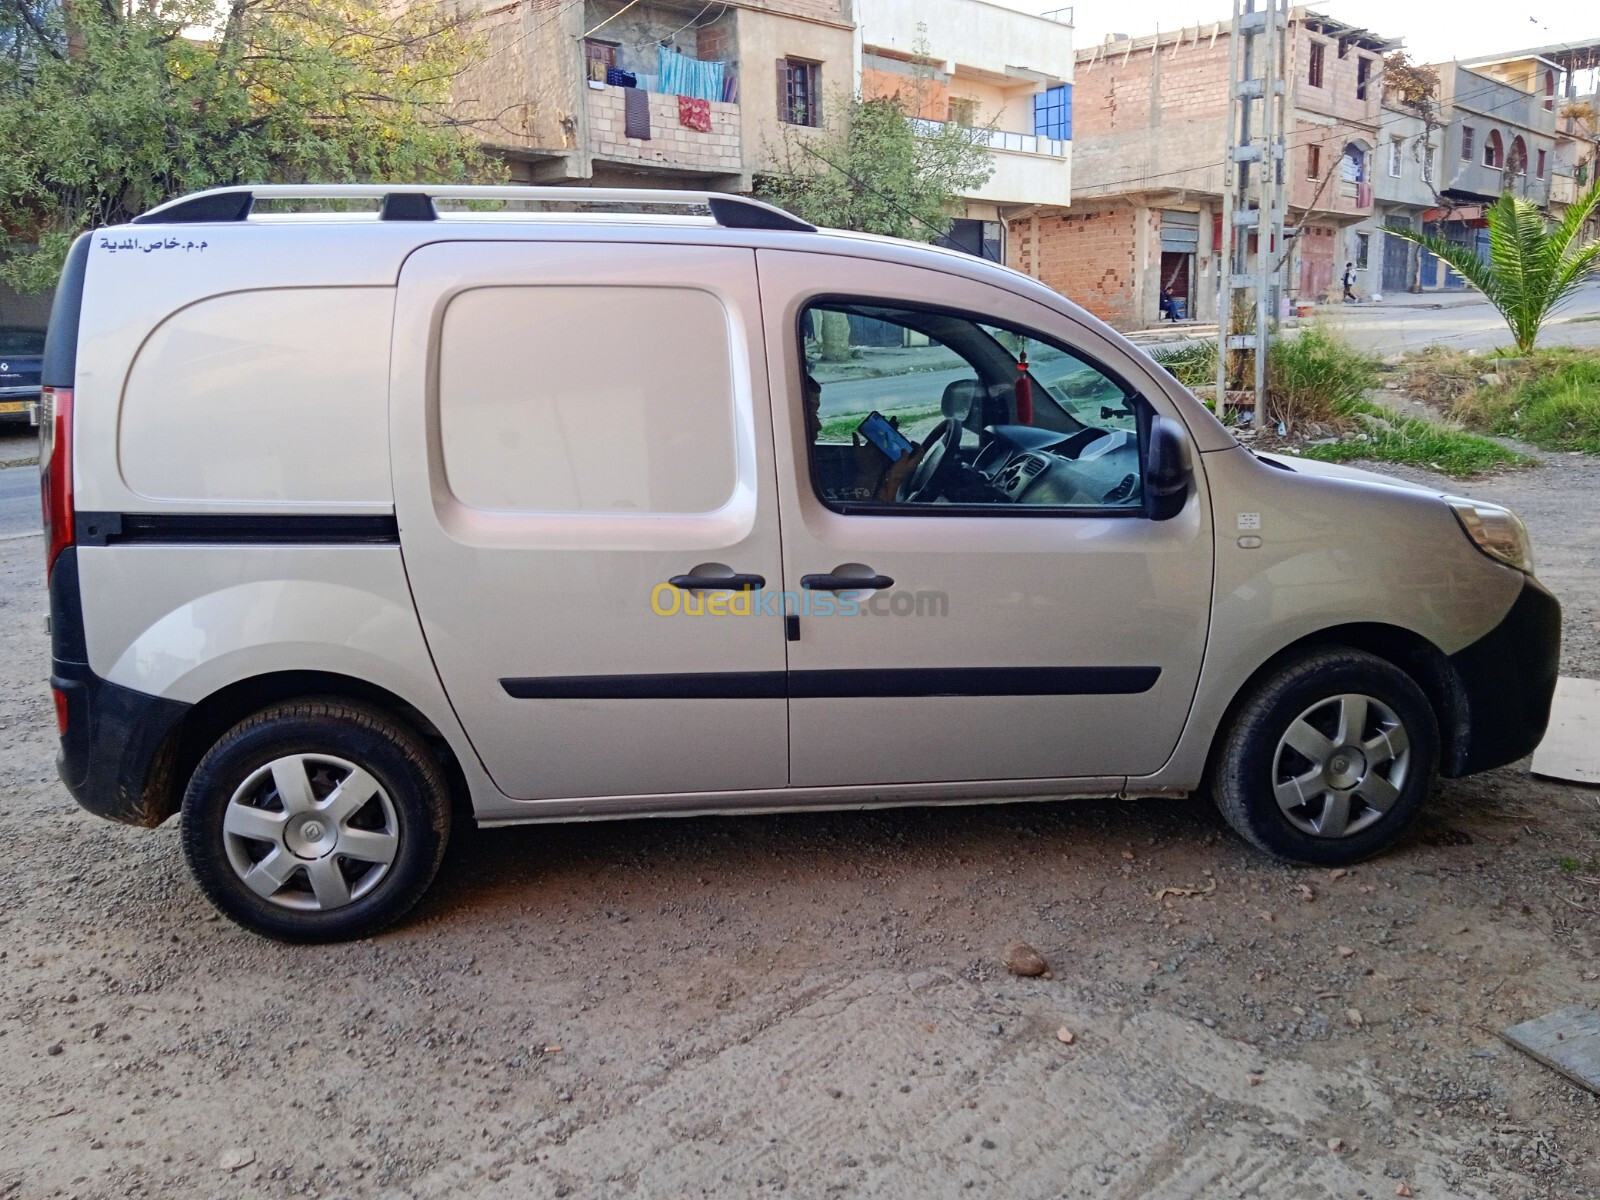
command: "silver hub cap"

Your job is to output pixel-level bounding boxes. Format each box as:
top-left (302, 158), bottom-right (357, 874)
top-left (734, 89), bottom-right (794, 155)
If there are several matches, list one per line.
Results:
top-left (1272, 693), bottom-right (1410, 838)
top-left (222, 753), bottom-right (400, 911)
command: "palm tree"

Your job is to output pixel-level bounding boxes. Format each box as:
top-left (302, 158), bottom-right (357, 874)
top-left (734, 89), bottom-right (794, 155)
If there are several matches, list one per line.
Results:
top-left (1394, 181), bottom-right (1600, 353)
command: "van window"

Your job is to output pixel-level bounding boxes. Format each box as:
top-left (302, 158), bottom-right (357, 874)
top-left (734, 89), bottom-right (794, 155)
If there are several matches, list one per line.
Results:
top-left (438, 286), bottom-right (738, 515)
top-left (799, 301), bottom-right (1144, 513)
top-left (118, 289), bottom-right (391, 504)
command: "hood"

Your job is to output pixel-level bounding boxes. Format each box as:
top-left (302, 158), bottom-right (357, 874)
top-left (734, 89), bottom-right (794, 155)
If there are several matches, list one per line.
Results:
top-left (1254, 451), bottom-right (1446, 496)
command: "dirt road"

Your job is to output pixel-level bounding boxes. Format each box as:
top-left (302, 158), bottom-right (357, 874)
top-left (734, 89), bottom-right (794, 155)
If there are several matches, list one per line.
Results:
top-left (2, 454), bottom-right (1597, 1199)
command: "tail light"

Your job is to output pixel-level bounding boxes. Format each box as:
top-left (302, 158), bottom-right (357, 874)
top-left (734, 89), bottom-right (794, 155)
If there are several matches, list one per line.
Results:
top-left (39, 385), bottom-right (74, 572)
top-left (52, 687), bottom-right (69, 735)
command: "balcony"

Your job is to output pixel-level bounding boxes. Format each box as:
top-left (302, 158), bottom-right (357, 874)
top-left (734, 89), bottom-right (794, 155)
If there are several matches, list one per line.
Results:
top-left (911, 119), bottom-right (1070, 206)
top-left (586, 86), bottom-right (742, 181)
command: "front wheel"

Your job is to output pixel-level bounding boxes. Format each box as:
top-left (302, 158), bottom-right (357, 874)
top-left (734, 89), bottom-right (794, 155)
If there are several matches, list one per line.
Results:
top-left (1211, 648), bottom-right (1439, 866)
top-left (181, 700), bottom-right (451, 941)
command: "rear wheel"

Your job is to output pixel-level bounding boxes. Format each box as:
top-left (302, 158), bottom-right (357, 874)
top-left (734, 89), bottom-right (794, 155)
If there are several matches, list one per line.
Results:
top-left (181, 700), bottom-right (451, 941)
top-left (1211, 648), bottom-right (1439, 865)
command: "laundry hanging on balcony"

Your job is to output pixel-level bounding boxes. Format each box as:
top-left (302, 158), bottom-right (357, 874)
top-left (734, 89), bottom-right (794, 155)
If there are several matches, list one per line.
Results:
top-left (658, 46), bottom-right (725, 103)
top-left (678, 96), bottom-right (712, 133)
top-left (624, 87), bottom-right (651, 140)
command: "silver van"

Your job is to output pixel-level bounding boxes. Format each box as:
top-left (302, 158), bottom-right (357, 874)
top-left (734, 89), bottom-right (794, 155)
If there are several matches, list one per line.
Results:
top-left (42, 185), bottom-right (1559, 941)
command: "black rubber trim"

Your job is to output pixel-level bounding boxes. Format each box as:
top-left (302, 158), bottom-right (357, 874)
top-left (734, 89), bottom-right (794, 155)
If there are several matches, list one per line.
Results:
top-left (42, 232), bottom-right (92, 388)
top-left (53, 659), bottom-right (191, 827)
top-left (501, 666), bottom-right (1160, 700)
top-left (503, 672), bottom-right (787, 700)
top-left (74, 512), bottom-right (399, 546)
top-left (131, 191), bottom-right (254, 224)
top-left (1448, 575), bottom-right (1562, 775)
top-left (380, 192), bottom-right (438, 221)
top-left (47, 545), bottom-right (88, 665)
top-left (707, 196), bottom-right (815, 232)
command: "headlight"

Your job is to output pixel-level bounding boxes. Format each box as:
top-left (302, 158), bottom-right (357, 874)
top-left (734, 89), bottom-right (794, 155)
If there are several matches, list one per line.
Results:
top-left (1446, 498), bottom-right (1535, 573)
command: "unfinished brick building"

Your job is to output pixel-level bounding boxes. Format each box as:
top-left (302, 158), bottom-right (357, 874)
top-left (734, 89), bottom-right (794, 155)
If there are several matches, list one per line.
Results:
top-left (1020, 8), bottom-right (1397, 330)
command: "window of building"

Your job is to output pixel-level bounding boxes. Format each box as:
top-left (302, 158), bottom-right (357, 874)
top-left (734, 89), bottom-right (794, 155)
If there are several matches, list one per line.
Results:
top-left (1340, 143), bottom-right (1367, 183)
top-left (799, 301), bottom-right (1146, 514)
top-left (1355, 232), bottom-right (1371, 270)
top-left (1308, 40), bottom-right (1325, 88)
top-left (1536, 148), bottom-right (1547, 178)
top-left (947, 96), bottom-right (979, 127)
top-left (1508, 135), bottom-right (1528, 176)
top-left (584, 39), bottom-right (617, 83)
top-left (1388, 136), bottom-right (1403, 177)
top-left (1032, 85), bottom-right (1072, 140)
top-left (778, 58), bottom-right (821, 127)
top-left (1425, 143), bottom-right (1437, 185)
top-left (1356, 57), bottom-right (1371, 100)
top-left (1544, 69), bottom-right (1556, 112)
top-left (1483, 129), bottom-right (1504, 170)
top-left (1307, 143), bottom-right (1322, 180)
top-left (1460, 125), bottom-right (1474, 162)
top-left (937, 219), bottom-right (1004, 263)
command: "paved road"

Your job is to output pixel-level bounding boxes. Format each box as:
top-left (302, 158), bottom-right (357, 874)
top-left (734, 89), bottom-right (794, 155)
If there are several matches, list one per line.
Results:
top-left (1318, 279), bottom-right (1600, 356)
top-left (0, 464), bottom-right (38, 539)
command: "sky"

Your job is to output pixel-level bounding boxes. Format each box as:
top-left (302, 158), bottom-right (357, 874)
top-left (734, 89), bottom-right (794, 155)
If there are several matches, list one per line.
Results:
top-left (1001, 0), bottom-right (1596, 67)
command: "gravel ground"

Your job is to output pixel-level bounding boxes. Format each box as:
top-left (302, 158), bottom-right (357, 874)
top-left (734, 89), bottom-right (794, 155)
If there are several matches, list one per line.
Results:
top-left (2, 447), bottom-right (1598, 1199)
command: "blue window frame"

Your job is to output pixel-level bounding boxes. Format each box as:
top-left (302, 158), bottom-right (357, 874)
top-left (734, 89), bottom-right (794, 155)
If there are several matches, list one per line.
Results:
top-left (1032, 85), bottom-right (1071, 141)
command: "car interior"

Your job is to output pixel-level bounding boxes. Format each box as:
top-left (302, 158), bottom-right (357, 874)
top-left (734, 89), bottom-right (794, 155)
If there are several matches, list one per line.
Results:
top-left (803, 302), bottom-right (1147, 513)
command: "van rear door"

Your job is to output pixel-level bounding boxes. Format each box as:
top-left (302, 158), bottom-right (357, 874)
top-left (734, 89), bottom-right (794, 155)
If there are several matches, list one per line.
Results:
top-left (391, 242), bottom-right (789, 801)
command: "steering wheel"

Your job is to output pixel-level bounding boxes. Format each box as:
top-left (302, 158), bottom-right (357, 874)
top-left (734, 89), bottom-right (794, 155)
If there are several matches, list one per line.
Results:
top-left (897, 418), bottom-right (963, 503)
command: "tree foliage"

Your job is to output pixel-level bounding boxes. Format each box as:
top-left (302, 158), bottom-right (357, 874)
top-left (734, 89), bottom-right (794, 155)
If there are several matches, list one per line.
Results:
top-left (0, 0), bottom-right (498, 290)
top-left (1392, 183), bottom-right (1600, 353)
top-left (757, 92), bottom-right (995, 242)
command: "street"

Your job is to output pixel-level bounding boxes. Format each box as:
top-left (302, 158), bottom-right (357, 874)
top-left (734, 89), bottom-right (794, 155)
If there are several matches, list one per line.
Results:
top-left (0, 463), bottom-right (39, 539)
top-left (1321, 279), bottom-right (1600, 356)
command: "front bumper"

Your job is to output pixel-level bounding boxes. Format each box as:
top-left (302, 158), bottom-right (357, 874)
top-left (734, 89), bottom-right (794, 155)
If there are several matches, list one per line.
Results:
top-left (1448, 574), bottom-right (1562, 776)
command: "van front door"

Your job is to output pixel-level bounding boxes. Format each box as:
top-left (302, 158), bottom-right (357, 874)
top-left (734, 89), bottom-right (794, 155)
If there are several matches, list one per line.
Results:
top-left (391, 242), bottom-right (788, 801)
top-left (757, 250), bottom-right (1214, 788)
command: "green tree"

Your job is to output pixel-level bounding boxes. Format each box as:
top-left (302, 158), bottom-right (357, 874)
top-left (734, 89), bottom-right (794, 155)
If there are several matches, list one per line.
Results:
top-left (757, 92), bottom-right (995, 242)
top-left (1392, 182), bottom-right (1600, 353)
top-left (0, 0), bottom-right (497, 291)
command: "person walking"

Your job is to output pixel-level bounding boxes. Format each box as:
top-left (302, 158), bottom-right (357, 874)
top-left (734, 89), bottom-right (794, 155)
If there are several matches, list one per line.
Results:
top-left (1342, 261), bottom-right (1356, 302)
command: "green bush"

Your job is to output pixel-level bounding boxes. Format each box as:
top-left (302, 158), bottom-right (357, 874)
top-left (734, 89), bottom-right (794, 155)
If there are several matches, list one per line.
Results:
top-left (1267, 326), bottom-right (1381, 430)
top-left (1149, 341), bottom-right (1218, 389)
top-left (1301, 404), bottom-right (1530, 477)
top-left (1453, 350), bottom-right (1600, 453)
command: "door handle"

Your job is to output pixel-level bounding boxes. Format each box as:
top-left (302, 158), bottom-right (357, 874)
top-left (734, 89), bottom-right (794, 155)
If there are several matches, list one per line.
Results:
top-left (801, 572), bottom-right (895, 591)
top-left (668, 571), bottom-right (765, 592)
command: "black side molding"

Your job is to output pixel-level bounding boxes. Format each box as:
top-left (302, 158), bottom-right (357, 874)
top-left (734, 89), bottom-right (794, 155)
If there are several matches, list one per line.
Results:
top-left (502, 666), bottom-right (1160, 700)
top-left (75, 512), bottom-right (399, 547)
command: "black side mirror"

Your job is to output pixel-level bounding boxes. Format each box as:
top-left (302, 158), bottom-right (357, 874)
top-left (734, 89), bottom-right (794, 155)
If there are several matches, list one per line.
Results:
top-left (1144, 415), bottom-right (1191, 521)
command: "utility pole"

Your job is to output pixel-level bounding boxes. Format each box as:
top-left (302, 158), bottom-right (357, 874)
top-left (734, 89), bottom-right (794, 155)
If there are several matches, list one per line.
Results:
top-left (1216, 0), bottom-right (1289, 428)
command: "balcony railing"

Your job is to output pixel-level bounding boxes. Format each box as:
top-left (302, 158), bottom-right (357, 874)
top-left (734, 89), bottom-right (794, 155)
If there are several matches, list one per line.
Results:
top-left (911, 118), bottom-right (1068, 157)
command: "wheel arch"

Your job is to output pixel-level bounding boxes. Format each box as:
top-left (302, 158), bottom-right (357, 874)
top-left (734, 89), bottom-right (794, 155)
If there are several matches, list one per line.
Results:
top-left (143, 671), bottom-right (474, 828)
top-left (1203, 622), bottom-right (1469, 786)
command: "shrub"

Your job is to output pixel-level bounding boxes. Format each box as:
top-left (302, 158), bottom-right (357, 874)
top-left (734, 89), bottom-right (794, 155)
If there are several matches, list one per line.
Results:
top-left (1452, 350), bottom-right (1600, 453)
top-left (1266, 326), bottom-right (1381, 431)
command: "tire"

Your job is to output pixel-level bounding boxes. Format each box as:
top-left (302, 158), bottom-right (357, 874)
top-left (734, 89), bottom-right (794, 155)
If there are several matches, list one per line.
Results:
top-left (181, 699), bottom-right (451, 942)
top-left (1210, 648), bottom-right (1439, 866)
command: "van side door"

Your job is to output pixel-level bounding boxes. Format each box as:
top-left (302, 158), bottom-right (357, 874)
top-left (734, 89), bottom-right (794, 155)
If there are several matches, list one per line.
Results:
top-left (757, 249), bottom-right (1214, 788)
top-left (391, 241), bottom-right (788, 801)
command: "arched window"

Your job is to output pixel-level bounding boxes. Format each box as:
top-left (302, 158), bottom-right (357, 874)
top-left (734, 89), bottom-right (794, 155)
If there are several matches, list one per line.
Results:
top-left (1483, 129), bottom-right (1504, 170)
top-left (1544, 69), bottom-right (1556, 113)
top-left (1508, 136), bottom-right (1528, 176)
top-left (1340, 142), bottom-right (1368, 182)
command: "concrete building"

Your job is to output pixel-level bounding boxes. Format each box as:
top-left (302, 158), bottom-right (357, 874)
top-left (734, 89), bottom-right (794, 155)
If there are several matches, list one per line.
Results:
top-left (1341, 81), bottom-right (1438, 297)
top-left (856, 0), bottom-right (1074, 263)
top-left (1041, 8), bottom-right (1397, 331)
top-left (448, 0), bottom-right (856, 191)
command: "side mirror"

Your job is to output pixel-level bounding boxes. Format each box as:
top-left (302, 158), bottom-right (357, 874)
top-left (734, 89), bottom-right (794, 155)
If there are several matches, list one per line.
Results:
top-left (1144, 415), bottom-right (1191, 522)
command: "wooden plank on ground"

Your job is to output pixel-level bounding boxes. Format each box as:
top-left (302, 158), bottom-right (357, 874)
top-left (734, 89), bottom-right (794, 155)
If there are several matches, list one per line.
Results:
top-left (1531, 676), bottom-right (1600, 785)
top-left (1500, 1006), bottom-right (1600, 1096)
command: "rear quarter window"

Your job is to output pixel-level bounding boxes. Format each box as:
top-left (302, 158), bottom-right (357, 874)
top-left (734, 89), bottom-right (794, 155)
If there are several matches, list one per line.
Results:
top-left (117, 289), bottom-right (392, 504)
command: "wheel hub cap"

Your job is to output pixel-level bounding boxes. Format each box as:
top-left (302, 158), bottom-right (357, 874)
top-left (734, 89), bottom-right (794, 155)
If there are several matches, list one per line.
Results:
top-left (220, 753), bottom-right (400, 912)
top-left (1271, 693), bottom-right (1411, 839)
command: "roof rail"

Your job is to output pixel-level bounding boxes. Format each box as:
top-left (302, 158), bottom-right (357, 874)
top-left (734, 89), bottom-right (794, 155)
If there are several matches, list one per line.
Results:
top-left (130, 184), bottom-right (816, 232)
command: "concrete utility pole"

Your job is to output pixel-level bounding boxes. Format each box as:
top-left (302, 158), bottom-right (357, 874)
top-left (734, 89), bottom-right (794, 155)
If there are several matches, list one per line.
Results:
top-left (1216, 0), bottom-right (1289, 427)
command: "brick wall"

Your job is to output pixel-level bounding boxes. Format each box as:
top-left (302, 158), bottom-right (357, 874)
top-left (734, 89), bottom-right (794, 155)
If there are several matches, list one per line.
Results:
top-left (586, 86), bottom-right (742, 174)
top-left (1011, 203), bottom-right (1145, 329)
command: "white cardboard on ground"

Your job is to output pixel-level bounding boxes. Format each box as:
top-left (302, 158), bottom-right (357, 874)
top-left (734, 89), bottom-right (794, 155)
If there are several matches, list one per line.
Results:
top-left (1531, 676), bottom-right (1600, 785)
